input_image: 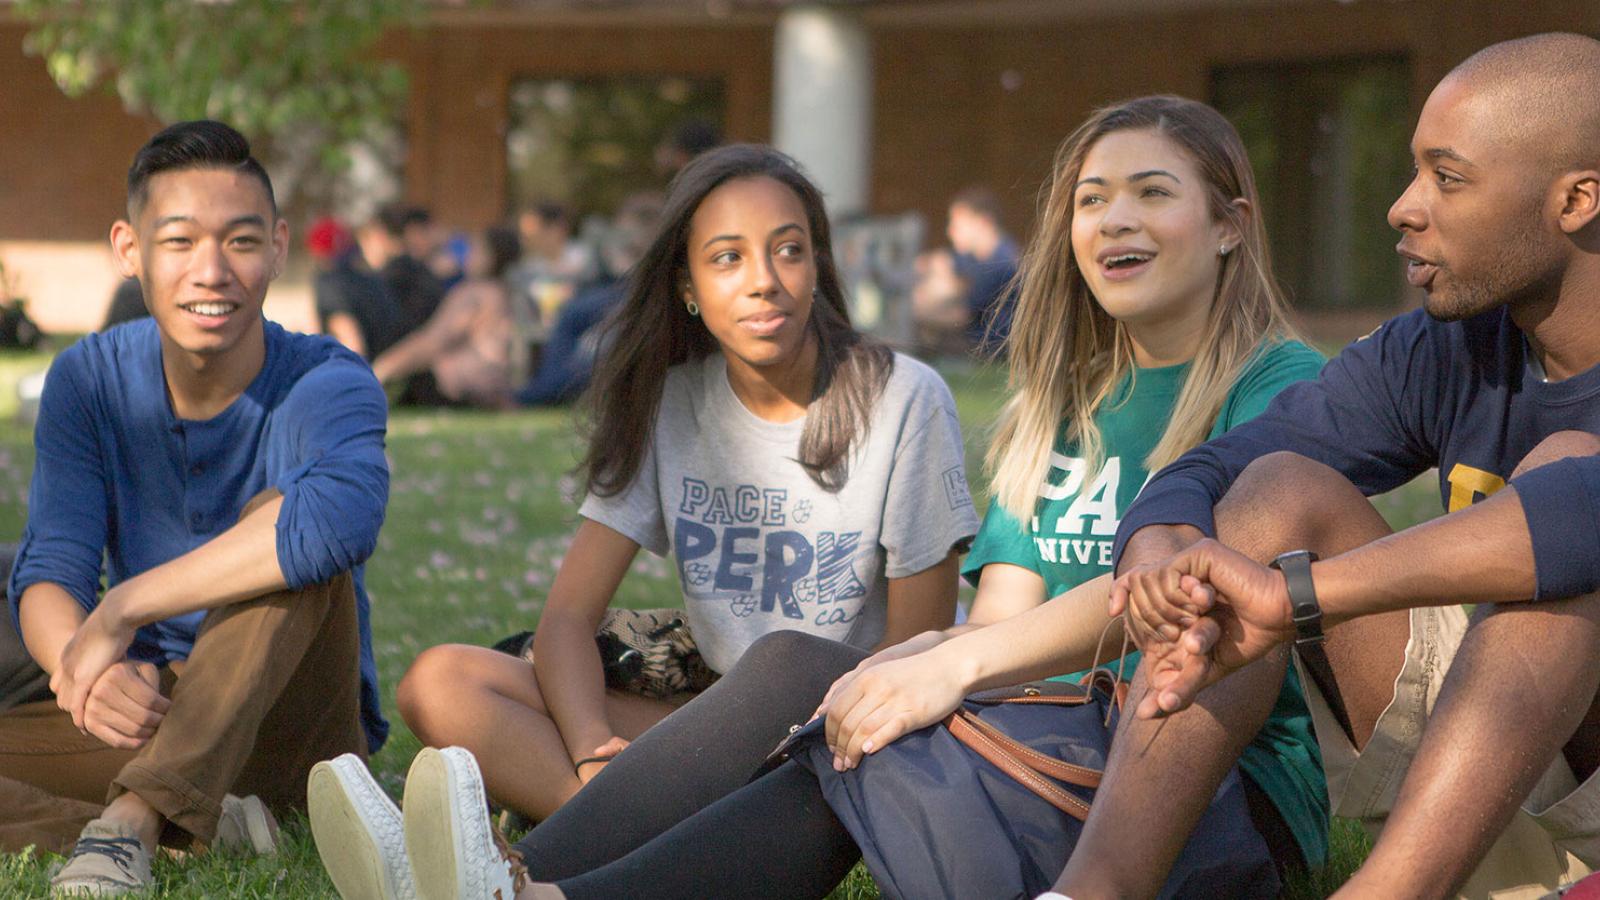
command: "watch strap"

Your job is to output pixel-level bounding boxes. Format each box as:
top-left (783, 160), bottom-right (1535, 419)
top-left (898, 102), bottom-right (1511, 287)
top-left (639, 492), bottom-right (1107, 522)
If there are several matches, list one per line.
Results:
top-left (1269, 550), bottom-right (1324, 646)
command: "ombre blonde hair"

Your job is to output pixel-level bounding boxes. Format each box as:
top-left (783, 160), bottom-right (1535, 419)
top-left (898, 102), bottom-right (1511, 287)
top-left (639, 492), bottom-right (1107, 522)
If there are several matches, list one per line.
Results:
top-left (987, 95), bottom-right (1300, 520)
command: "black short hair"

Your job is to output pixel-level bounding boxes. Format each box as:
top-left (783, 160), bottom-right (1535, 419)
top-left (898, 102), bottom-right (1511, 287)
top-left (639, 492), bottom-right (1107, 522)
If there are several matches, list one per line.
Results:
top-left (532, 200), bottom-right (571, 229)
top-left (950, 185), bottom-right (1003, 224)
top-left (378, 202), bottom-right (431, 238)
top-left (127, 120), bottom-right (276, 218)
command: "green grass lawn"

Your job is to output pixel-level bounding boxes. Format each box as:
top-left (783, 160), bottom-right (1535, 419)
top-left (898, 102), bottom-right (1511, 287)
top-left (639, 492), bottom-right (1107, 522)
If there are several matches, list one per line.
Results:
top-left (0, 348), bottom-right (1439, 898)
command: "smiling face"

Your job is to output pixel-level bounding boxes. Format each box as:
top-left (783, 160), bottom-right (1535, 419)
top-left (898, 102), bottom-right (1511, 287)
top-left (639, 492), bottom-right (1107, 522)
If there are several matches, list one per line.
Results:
top-left (682, 175), bottom-right (818, 374)
top-left (112, 167), bottom-right (286, 361)
top-left (1388, 76), bottom-right (1565, 321)
top-left (1070, 129), bottom-right (1235, 339)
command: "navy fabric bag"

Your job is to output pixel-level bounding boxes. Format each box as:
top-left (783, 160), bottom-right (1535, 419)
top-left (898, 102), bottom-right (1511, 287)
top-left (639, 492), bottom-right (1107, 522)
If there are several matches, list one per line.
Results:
top-left (775, 673), bottom-right (1280, 900)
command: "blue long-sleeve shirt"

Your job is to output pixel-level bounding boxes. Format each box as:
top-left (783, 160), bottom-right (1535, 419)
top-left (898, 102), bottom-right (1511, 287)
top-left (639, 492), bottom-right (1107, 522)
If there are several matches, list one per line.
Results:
top-left (8, 319), bottom-right (391, 751)
top-left (1115, 307), bottom-right (1600, 602)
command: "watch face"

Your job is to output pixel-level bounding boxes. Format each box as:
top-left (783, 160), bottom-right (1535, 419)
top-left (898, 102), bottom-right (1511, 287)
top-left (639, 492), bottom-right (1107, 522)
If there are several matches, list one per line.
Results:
top-left (1272, 549), bottom-right (1317, 569)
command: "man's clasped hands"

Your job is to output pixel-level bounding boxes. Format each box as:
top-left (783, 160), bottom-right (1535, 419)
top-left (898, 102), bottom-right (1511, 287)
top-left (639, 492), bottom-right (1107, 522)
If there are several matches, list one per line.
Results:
top-left (1111, 537), bottom-right (1301, 721)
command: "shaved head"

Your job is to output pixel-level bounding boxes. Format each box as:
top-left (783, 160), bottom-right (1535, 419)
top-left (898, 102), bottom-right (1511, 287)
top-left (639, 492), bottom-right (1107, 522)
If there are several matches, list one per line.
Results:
top-left (1445, 33), bottom-right (1600, 174)
top-left (1388, 33), bottom-right (1600, 324)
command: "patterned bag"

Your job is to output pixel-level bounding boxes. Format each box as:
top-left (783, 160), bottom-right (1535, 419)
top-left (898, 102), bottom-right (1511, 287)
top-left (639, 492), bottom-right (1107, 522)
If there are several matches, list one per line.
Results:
top-left (493, 607), bottom-right (718, 700)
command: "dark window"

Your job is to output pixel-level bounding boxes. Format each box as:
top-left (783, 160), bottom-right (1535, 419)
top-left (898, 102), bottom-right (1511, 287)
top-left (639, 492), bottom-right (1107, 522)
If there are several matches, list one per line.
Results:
top-left (505, 76), bottom-right (725, 217)
top-left (1213, 57), bottom-right (1412, 310)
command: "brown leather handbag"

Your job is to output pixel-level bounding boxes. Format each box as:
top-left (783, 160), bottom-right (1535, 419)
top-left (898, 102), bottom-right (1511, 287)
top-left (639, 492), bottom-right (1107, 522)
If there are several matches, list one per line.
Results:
top-left (941, 668), bottom-right (1127, 822)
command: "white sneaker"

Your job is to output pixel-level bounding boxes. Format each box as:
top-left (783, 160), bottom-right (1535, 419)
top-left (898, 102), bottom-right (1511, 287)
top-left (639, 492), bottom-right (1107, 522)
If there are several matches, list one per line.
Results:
top-left (308, 753), bottom-right (419, 900)
top-left (403, 746), bottom-right (526, 900)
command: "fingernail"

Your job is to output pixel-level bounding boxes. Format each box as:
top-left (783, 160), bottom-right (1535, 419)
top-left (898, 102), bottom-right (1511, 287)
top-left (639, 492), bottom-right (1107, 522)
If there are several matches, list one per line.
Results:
top-left (862, 741), bottom-right (874, 753)
top-left (1160, 625), bottom-right (1179, 641)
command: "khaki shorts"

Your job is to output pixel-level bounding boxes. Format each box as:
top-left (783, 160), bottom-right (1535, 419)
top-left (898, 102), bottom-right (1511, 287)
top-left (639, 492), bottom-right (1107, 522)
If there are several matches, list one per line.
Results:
top-left (1296, 605), bottom-right (1598, 900)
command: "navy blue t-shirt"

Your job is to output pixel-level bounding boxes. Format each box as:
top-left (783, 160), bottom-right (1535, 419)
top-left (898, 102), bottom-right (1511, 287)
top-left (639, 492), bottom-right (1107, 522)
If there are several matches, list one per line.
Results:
top-left (1116, 307), bottom-right (1600, 602)
top-left (955, 237), bottom-right (1020, 349)
top-left (9, 319), bottom-right (391, 751)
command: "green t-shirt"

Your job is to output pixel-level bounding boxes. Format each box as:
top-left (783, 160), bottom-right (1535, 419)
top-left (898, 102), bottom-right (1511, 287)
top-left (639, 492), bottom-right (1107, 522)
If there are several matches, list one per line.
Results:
top-left (961, 339), bottom-right (1331, 868)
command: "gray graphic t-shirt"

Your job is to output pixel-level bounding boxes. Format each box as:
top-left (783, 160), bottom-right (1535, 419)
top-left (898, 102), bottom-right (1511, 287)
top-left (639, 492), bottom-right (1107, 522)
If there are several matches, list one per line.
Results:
top-left (580, 351), bottom-right (979, 673)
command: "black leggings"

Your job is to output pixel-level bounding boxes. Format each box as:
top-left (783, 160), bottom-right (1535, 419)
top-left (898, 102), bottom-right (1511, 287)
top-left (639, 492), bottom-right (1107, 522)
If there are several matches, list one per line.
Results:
top-left (512, 631), bottom-right (1303, 899)
top-left (513, 630), bottom-right (867, 900)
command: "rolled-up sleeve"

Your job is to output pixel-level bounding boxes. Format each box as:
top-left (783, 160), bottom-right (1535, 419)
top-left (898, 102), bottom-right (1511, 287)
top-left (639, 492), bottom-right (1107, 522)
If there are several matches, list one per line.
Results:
top-left (1511, 457), bottom-right (1600, 601)
top-left (272, 359), bottom-right (389, 588)
top-left (9, 347), bottom-right (109, 619)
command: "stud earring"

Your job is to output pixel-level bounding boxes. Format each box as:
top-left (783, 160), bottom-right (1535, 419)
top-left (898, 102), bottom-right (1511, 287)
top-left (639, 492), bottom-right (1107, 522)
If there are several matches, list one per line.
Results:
top-left (686, 300), bottom-right (700, 316)
top-left (1219, 244), bottom-right (1232, 257)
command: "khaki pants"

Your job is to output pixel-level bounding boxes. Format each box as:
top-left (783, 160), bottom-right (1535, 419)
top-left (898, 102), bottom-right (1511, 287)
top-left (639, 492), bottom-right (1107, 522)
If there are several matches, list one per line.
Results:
top-left (1299, 605), bottom-right (1597, 900)
top-left (0, 570), bottom-right (366, 855)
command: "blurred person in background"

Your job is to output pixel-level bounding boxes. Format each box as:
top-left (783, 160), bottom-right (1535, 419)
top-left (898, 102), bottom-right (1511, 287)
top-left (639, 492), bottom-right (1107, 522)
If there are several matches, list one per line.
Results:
top-left (517, 192), bottom-right (664, 406)
top-left (370, 225), bottom-right (521, 408)
top-left (509, 201), bottom-right (595, 327)
top-left (431, 232), bottom-right (467, 295)
top-left (308, 216), bottom-right (404, 361)
top-left (376, 203), bottom-right (447, 335)
top-left (912, 187), bottom-right (1020, 356)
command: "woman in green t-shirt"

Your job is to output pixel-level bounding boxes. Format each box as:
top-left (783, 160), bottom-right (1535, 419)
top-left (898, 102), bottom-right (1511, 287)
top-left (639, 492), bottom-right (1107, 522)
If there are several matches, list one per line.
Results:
top-left (306, 96), bottom-right (1329, 899)
top-left (820, 95), bottom-right (1330, 888)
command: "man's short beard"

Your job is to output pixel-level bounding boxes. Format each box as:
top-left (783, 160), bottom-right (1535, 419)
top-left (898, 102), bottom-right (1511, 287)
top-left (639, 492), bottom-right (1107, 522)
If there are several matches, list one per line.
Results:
top-left (1424, 269), bottom-right (1499, 322)
top-left (1426, 218), bottom-right (1557, 323)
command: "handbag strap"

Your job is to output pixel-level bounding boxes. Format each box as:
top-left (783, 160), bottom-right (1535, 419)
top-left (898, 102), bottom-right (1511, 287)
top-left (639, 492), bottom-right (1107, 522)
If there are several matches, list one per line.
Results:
top-left (945, 709), bottom-right (1096, 822)
top-left (950, 709), bottom-right (1103, 788)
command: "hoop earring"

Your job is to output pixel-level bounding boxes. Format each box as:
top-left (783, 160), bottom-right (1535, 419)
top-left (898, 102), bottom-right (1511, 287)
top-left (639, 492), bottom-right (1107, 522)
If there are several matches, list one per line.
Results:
top-left (685, 300), bottom-right (700, 317)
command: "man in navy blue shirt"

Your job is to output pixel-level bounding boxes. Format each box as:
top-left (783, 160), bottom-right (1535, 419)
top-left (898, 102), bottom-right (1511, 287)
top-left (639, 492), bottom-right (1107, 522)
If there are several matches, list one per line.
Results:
top-left (0, 121), bottom-right (389, 895)
top-left (947, 186), bottom-right (1020, 352)
top-left (1045, 34), bottom-right (1600, 900)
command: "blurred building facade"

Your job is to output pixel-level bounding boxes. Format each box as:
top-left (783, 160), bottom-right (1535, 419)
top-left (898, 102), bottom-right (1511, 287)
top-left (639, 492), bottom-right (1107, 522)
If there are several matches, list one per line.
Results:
top-left (2, 0), bottom-right (1598, 335)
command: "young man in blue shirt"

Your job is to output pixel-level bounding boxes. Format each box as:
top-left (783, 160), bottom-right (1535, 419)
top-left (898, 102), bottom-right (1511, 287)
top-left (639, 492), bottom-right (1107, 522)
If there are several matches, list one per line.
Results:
top-left (1068, 34), bottom-right (1600, 900)
top-left (0, 121), bottom-right (389, 895)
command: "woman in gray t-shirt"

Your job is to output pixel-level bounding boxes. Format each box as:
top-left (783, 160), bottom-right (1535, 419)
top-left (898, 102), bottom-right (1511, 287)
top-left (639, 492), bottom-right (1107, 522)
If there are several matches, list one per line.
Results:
top-left (381, 145), bottom-right (979, 827)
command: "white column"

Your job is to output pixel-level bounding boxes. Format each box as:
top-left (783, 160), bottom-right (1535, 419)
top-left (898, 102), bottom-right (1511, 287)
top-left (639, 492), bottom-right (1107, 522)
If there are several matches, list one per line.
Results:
top-left (772, 4), bottom-right (872, 218)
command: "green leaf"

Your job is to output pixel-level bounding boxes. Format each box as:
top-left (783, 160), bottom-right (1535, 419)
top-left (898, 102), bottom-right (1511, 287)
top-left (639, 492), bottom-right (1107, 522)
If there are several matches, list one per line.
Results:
top-left (16, 0), bottom-right (423, 211)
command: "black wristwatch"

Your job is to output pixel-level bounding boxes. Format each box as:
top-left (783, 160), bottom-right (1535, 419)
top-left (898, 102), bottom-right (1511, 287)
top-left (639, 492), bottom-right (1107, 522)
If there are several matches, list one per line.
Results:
top-left (1268, 550), bottom-right (1324, 646)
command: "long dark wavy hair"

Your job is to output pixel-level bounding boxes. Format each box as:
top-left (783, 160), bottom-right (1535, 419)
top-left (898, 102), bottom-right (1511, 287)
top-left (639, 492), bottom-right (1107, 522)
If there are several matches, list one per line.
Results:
top-left (581, 144), bottom-right (894, 497)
